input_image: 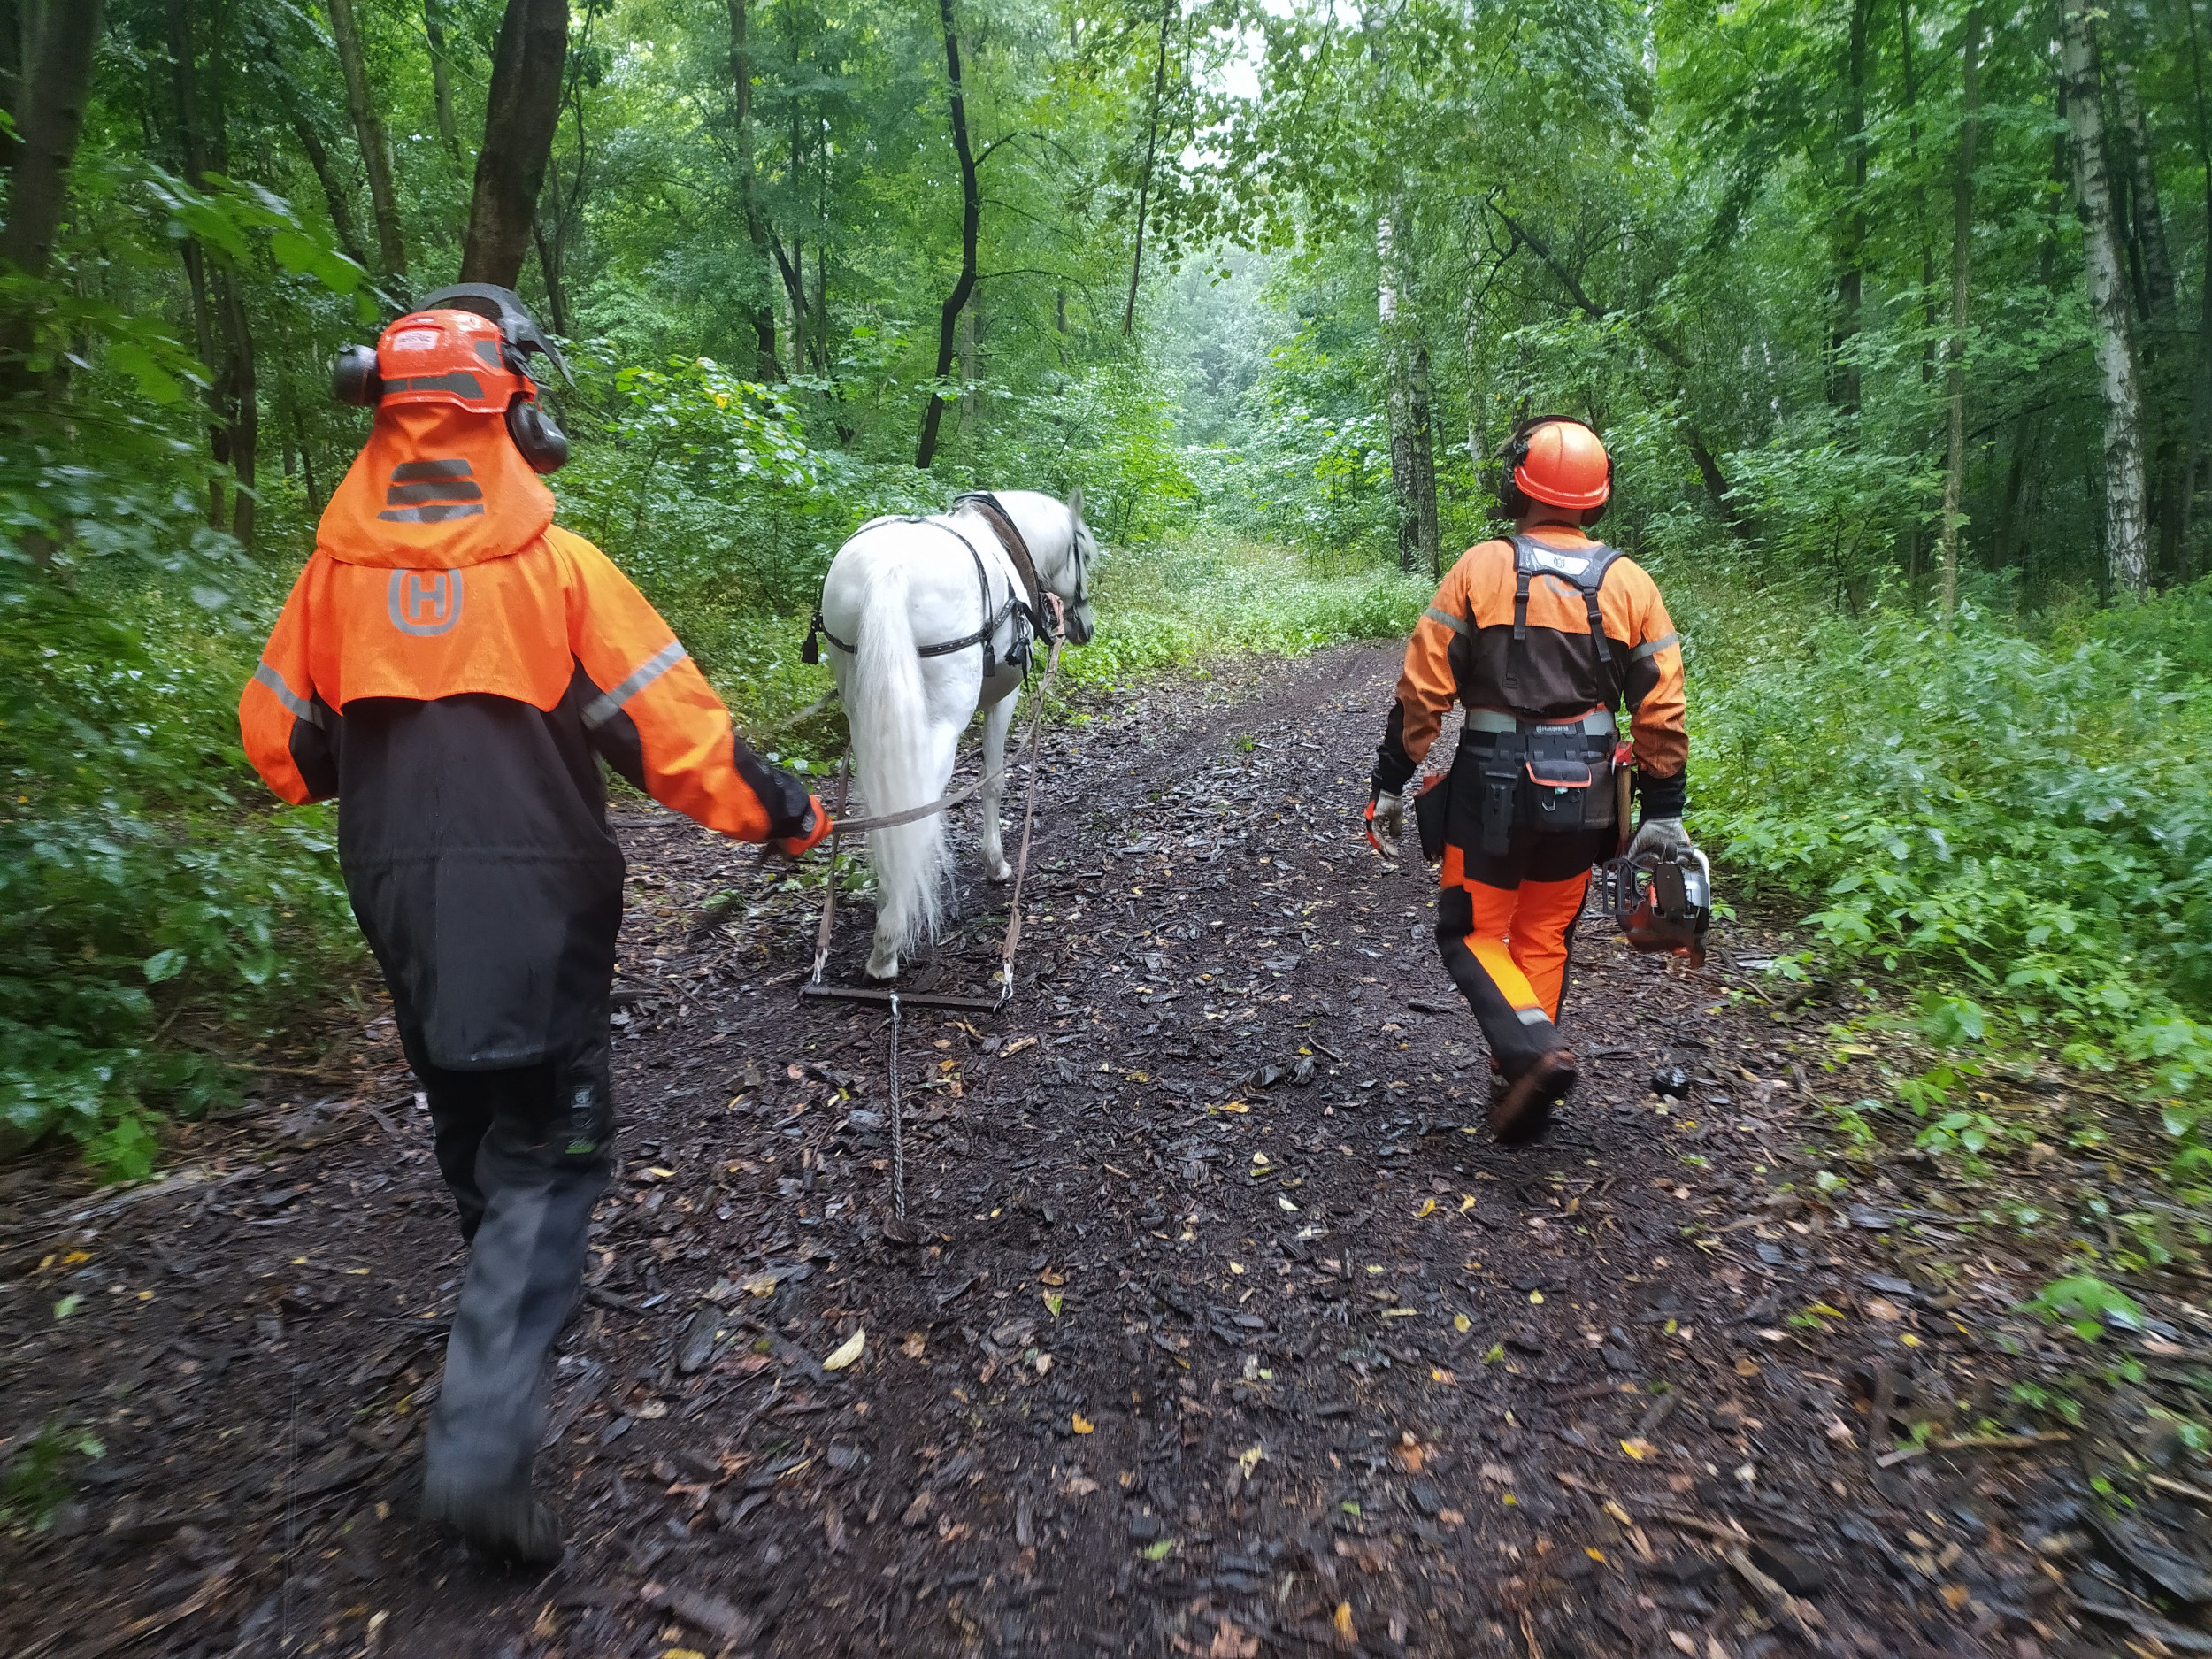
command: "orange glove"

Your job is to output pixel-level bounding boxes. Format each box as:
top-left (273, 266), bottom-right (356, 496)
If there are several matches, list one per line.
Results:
top-left (772, 795), bottom-right (833, 856)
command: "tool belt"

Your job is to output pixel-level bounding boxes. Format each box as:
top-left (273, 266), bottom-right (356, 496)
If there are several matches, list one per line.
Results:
top-left (1444, 708), bottom-right (1622, 856)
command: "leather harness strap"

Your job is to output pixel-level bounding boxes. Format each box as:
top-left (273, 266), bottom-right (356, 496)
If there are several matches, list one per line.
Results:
top-left (951, 491), bottom-right (1046, 628)
top-left (805, 498), bottom-right (1059, 670)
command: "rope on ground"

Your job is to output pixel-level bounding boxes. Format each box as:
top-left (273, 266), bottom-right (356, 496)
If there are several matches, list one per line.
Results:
top-left (887, 992), bottom-right (906, 1221)
top-left (995, 635), bottom-right (1063, 1006)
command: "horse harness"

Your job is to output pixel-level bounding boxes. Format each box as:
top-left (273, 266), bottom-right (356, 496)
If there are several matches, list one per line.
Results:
top-left (803, 492), bottom-right (1064, 679)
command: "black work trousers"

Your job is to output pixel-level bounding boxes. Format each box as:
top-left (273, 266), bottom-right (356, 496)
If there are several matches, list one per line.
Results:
top-left (405, 1033), bottom-right (615, 1509)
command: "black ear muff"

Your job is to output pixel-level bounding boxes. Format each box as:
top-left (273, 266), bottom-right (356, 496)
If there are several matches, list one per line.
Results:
top-left (332, 344), bottom-right (383, 406)
top-left (505, 392), bottom-right (570, 475)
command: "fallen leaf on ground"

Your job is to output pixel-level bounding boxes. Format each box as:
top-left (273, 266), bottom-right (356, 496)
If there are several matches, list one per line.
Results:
top-left (902, 1332), bottom-right (926, 1359)
top-left (1237, 1444), bottom-right (1265, 1478)
top-left (822, 1329), bottom-right (864, 1371)
top-left (1333, 1601), bottom-right (1356, 1643)
top-left (1072, 1412), bottom-right (1094, 1433)
top-left (1621, 1438), bottom-right (1656, 1461)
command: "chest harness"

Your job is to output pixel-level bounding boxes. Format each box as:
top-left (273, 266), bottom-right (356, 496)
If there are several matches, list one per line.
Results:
top-left (802, 492), bottom-right (1064, 680)
top-left (1449, 534), bottom-right (1635, 856)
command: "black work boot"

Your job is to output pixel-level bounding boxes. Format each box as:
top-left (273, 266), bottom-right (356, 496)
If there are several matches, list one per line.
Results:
top-left (424, 1484), bottom-right (566, 1567)
top-left (1489, 1048), bottom-right (1577, 1145)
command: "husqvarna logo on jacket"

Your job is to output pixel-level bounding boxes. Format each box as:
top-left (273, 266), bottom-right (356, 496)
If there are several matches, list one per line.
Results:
top-left (388, 569), bottom-right (465, 636)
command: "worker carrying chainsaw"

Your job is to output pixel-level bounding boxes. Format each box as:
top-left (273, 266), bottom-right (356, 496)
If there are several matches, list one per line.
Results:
top-left (238, 285), bottom-right (831, 1566)
top-left (1365, 414), bottom-right (1694, 1144)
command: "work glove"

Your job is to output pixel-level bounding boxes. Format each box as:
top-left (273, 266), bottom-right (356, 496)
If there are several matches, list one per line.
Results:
top-left (772, 795), bottom-right (833, 857)
top-left (1626, 814), bottom-right (1693, 864)
top-left (1364, 787), bottom-right (1402, 857)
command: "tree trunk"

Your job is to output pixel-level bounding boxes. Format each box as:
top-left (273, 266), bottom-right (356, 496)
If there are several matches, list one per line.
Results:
top-left (272, 77), bottom-right (373, 273)
top-left (0, 0), bottom-right (24, 180)
top-left (1409, 335), bottom-right (1440, 577)
top-left (459, 0), bottom-right (568, 289)
top-left (423, 0), bottom-right (461, 161)
top-left (326, 0), bottom-right (407, 282)
top-left (726, 0), bottom-right (781, 380)
top-left (1123, 0), bottom-right (1171, 335)
top-left (2180, 0), bottom-right (2212, 580)
top-left (1832, 0), bottom-right (1870, 412)
top-left (2112, 51), bottom-right (2183, 575)
top-left (1939, 4), bottom-right (1979, 626)
top-left (2061, 0), bottom-right (2152, 595)
top-left (0, 0), bottom-right (99, 289)
top-left (915, 0), bottom-right (979, 470)
top-left (164, 0), bottom-right (257, 542)
top-left (2113, 57), bottom-right (2177, 319)
top-left (1379, 208), bottom-right (1417, 572)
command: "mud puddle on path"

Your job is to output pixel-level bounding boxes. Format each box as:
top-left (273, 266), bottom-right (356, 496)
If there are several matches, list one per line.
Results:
top-left (0, 642), bottom-right (2180, 1659)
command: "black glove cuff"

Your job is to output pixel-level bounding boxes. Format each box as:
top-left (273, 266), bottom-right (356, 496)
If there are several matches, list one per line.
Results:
top-left (1371, 756), bottom-right (1416, 797)
top-left (1635, 770), bottom-right (1686, 820)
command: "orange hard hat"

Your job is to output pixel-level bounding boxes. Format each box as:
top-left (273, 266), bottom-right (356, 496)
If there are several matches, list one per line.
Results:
top-left (372, 309), bottom-right (531, 417)
top-left (1506, 416), bottom-right (1613, 512)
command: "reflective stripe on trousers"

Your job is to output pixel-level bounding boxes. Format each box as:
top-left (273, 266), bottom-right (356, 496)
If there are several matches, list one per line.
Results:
top-left (1434, 833), bottom-right (1606, 1081)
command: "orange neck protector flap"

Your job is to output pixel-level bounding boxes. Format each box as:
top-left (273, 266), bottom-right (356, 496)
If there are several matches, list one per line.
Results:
top-left (319, 403), bottom-right (556, 571)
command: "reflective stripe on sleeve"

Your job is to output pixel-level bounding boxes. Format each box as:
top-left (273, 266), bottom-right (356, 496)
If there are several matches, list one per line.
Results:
top-left (1422, 605), bottom-right (1469, 638)
top-left (1630, 631), bottom-right (1679, 663)
top-left (581, 640), bottom-right (688, 729)
top-left (254, 662), bottom-right (323, 727)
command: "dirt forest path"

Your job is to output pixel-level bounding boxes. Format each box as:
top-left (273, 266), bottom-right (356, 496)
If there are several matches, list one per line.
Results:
top-left (0, 643), bottom-right (2137, 1658)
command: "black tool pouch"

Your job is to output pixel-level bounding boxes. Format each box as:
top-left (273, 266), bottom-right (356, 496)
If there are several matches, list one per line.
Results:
top-left (1523, 752), bottom-right (1594, 833)
top-left (1413, 772), bottom-right (1450, 864)
top-left (1478, 757), bottom-right (1520, 856)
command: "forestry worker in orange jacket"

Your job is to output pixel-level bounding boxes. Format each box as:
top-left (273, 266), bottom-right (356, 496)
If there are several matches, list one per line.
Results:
top-left (1367, 416), bottom-right (1691, 1145)
top-left (239, 286), bottom-right (830, 1565)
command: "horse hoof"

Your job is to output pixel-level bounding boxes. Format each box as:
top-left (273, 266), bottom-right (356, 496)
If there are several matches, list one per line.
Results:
top-left (985, 860), bottom-right (1013, 884)
top-left (864, 953), bottom-right (900, 982)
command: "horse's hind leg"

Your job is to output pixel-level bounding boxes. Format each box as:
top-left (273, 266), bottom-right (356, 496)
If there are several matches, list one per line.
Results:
top-left (979, 687), bottom-right (1020, 883)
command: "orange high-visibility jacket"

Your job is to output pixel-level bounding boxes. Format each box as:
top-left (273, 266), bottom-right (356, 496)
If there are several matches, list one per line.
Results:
top-left (239, 403), bottom-right (810, 1069)
top-left (1376, 526), bottom-right (1687, 818)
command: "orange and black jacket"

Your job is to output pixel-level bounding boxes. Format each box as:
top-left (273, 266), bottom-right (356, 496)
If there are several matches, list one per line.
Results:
top-left (1374, 525), bottom-right (1687, 818)
top-left (240, 403), bottom-right (811, 1070)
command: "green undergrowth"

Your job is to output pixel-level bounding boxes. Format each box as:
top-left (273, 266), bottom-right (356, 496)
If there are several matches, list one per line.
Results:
top-left (1678, 568), bottom-right (2212, 1177)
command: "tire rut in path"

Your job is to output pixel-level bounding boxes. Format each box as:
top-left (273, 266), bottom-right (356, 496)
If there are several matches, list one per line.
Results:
top-left (0, 642), bottom-right (2039, 1658)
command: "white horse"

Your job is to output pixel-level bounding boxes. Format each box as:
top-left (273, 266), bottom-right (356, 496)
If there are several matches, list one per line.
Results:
top-left (816, 488), bottom-right (1098, 980)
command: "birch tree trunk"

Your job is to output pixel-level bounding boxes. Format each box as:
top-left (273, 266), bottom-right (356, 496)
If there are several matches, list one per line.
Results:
top-left (2061, 0), bottom-right (2152, 596)
top-left (327, 0), bottom-right (407, 282)
top-left (1409, 337), bottom-right (1440, 576)
top-left (1939, 5), bottom-right (1980, 625)
top-left (1379, 208), bottom-right (1417, 572)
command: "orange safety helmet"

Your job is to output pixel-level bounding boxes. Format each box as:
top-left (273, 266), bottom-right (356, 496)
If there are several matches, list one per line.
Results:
top-left (371, 309), bottom-right (529, 415)
top-left (331, 285), bottom-right (572, 474)
top-left (1501, 415), bottom-right (1613, 525)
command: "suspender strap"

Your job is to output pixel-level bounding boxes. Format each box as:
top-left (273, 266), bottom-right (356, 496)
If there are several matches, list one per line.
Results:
top-left (1505, 565), bottom-right (1533, 689)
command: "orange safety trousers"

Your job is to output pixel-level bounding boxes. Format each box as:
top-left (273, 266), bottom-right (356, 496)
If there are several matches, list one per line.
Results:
top-left (1435, 831), bottom-right (1609, 1081)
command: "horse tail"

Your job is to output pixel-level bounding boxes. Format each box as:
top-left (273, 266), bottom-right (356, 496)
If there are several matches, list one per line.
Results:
top-left (848, 553), bottom-right (946, 960)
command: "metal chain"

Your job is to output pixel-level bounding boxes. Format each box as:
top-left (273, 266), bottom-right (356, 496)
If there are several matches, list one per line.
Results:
top-left (887, 992), bottom-right (906, 1221)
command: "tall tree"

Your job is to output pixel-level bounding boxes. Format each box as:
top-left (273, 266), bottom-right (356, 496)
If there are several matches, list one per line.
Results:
top-left (1939, 4), bottom-right (1980, 625)
top-left (326, 0), bottom-right (407, 283)
top-left (2061, 0), bottom-right (2152, 595)
top-left (727, 0), bottom-right (781, 380)
top-left (165, 0), bottom-right (257, 545)
top-left (1123, 0), bottom-right (1172, 335)
top-left (1833, 0), bottom-right (1871, 413)
top-left (915, 0), bottom-right (979, 470)
top-left (1377, 205), bottom-right (1437, 574)
top-left (0, 1), bottom-right (103, 325)
top-left (459, 0), bottom-right (568, 289)
top-left (423, 0), bottom-right (461, 162)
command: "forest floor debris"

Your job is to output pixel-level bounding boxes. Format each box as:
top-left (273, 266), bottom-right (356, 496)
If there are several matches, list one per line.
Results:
top-left (4, 642), bottom-right (2208, 1657)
